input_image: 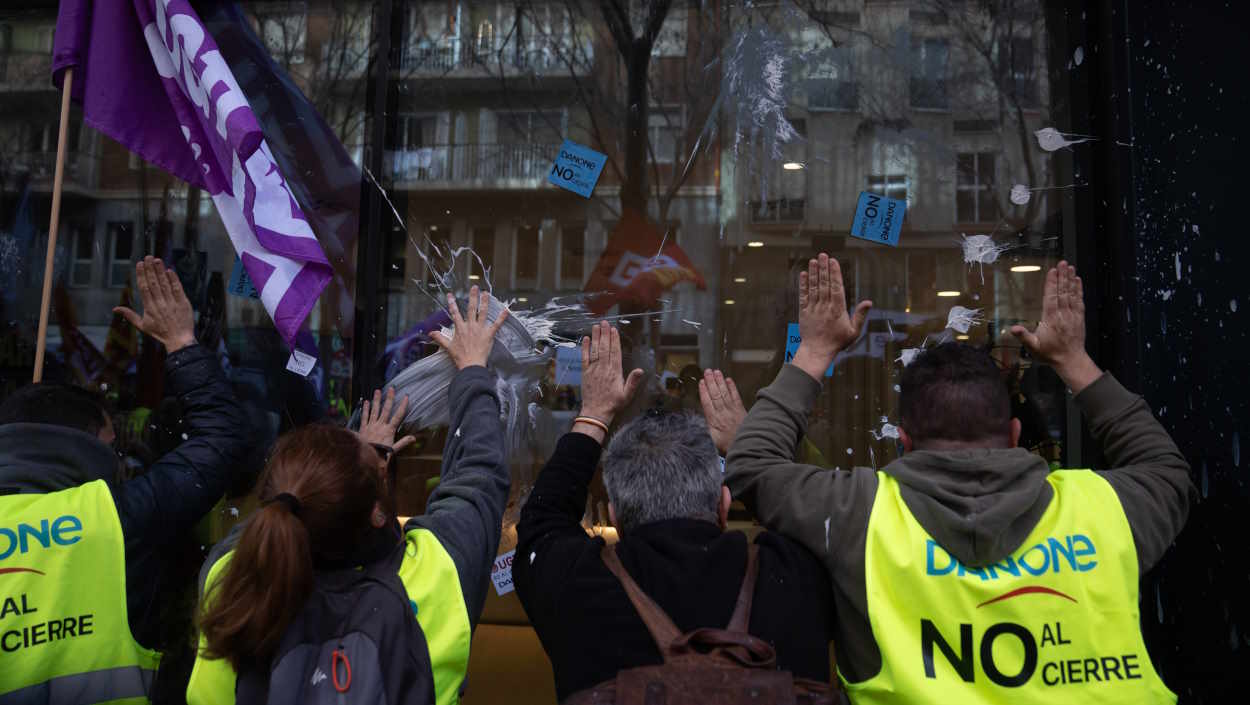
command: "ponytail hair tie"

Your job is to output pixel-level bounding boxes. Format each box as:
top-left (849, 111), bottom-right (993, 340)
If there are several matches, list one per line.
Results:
top-left (265, 492), bottom-right (303, 518)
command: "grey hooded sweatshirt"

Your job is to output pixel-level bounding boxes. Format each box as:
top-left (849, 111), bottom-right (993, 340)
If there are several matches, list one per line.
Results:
top-left (725, 364), bottom-right (1195, 683)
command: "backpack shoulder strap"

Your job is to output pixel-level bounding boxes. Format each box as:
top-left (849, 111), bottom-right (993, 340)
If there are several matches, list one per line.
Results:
top-left (600, 544), bottom-right (684, 660)
top-left (725, 543), bottom-right (760, 634)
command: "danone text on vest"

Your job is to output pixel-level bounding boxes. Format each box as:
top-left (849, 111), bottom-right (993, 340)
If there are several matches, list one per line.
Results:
top-left (843, 471), bottom-right (1177, 705)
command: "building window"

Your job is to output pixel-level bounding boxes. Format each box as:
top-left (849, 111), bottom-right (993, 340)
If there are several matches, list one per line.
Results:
top-left (631, 3), bottom-right (687, 57)
top-left (868, 174), bottom-right (908, 203)
top-left (750, 119), bottom-right (807, 224)
top-left (648, 107), bottom-right (684, 164)
top-left (69, 226), bottom-right (93, 288)
top-left (956, 152), bottom-right (998, 223)
top-left (514, 225), bottom-right (540, 288)
top-left (807, 46), bottom-right (857, 111)
top-left (107, 222), bottom-right (135, 288)
top-left (997, 37), bottom-right (1038, 108)
top-left (259, 13), bottom-right (307, 65)
top-left (910, 37), bottom-right (949, 109)
top-left (559, 225), bottom-right (585, 289)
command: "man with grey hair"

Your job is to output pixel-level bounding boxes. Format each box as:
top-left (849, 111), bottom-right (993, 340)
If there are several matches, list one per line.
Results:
top-left (514, 321), bottom-right (836, 701)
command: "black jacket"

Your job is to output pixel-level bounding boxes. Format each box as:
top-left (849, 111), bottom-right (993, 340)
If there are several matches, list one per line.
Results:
top-left (0, 344), bottom-right (248, 649)
top-left (514, 432), bottom-right (836, 701)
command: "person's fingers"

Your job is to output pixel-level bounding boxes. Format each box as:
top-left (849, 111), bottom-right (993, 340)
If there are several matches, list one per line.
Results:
top-left (580, 335), bottom-right (590, 369)
top-left (698, 378), bottom-right (714, 414)
top-left (487, 306), bottom-right (509, 338)
top-left (392, 435), bottom-right (418, 454)
top-left (152, 258), bottom-right (175, 306)
top-left (1073, 275), bottom-right (1085, 314)
top-left (725, 377), bottom-right (742, 409)
top-left (165, 269), bottom-right (188, 302)
top-left (808, 258), bottom-right (818, 303)
top-left (467, 285), bottom-right (480, 322)
top-left (391, 394), bottom-right (410, 425)
top-left (851, 300), bottom-right (873, 334)
top-left (609, 325), bottom-right (622, 371)
top-left (713, 369), bottom-right (729, 400)
top-left (135, 260), bottom-right (154, 310)
top-left (1042, 266), bottom-right (1059, 320)
top-left (623, 368), bottom-right (645, 402)
top-left (798, 270), bottom-right (809, 310)
top-left (818, 253), bottom-right (830, 303)
top-left (702, 370), bottom-right (723, 410)
top-left (1010, 324), bottom-right (1040, 350)
top-left (590, 321), bottom-right (602, 362)
top-left (379, 387), bottom-right (395, 424)
top-left (362, 396), bottom-right (372, 424)
top-left (446, 293), bottom-right (464, 326)
top-left (429, 330), bottom-right (452, 353)
top-left (829, 257), bottom-right (847, 311)
top-left (113, 306), bottom-right (143, 330)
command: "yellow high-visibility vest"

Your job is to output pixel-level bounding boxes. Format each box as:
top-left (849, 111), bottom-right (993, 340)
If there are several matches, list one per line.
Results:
top-left (187, 526), bottom-right (470, 705)
top-left (0, 480), bottom-right (162, 703)
top-left (843, 470), bottom-right (1176, 705)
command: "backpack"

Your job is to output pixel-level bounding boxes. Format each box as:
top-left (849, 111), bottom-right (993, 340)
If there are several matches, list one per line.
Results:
top-left (563, 543), bottom-right (838, 705)
top-left (235, 542), bottom-right (437, 705)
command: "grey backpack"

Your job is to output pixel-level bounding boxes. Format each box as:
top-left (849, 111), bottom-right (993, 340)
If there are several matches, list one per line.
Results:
top-left (236, 543), bottom-right (436, 705)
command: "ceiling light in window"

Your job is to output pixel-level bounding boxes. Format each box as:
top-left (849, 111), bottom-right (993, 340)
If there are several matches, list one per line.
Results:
top-left (723, 299), bottom-right (736, 305)
top-left (956, 334), bottom-right (970, 341)
top-left (937, 290), bottom-right (961, 297)
top-left (782, 162), bottom-right (805, 170)
top-left (1010, 265), bottom-right (1042, 273)
top-left (733, 277), bottom-right (747, 283)
top-left (747, 241), bottom-right (764, 248)
top-left (468, 274), bottom-right (480, 280)
top-left (517, 297), bottom-right (528, 303)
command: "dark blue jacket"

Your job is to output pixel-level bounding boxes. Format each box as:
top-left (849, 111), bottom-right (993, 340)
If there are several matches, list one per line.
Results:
top-left (0, 344), bottom-right (248, 649)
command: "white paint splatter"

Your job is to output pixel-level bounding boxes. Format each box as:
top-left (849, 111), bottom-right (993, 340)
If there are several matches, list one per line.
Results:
top-left (846, 447), bottom-right (854, 455)
top-left (1232, 299), bottom-right (1239, 313)
top-left (681, 319), bottom-right (702, 329)
top-left (945, 306), bottom-right (985, 334)
top-left (1035, 127), bottom-right (1097, 151)
top-left (1175, 252), bottom-right (1182, 281)
top-left (1073, 46), bottom-right (1085, 66)
top-left (1009, 184), bottom-right (1031, 205)
top-left (871, 423), bottom-right (900, 441)
top-left (962, 235), bottom-right (1011, 284)
top-left (1160, 290), bottom-right (1174, 301)
top-left (897, 348), bottom-right (923, 367)
top-left (530, 551), bottom-right (537, 564)
top-left (824, 517), bottom-right (831, 552)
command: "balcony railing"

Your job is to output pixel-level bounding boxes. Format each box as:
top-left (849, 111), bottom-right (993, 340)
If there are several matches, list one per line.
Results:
top-left (749, 198), bottom-right (806, 224)
top-left (387, 143), bottom-right (561, 186)
top-left (13, 150), bottom-right (97, 188)
top-left (0, 51), bottom-right (53, 91)
top-left (395, 35), bottom-right (590, 75)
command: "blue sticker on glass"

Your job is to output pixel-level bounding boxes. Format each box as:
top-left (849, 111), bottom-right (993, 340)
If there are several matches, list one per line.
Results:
top-left (548, 139), bottom-right (607, 198)
top-left (784, 323), bottom-right (834, 377)
top-left (850, 191), bottom-right (906, 246)
top-left (228, 256), bottom-right (258, 299)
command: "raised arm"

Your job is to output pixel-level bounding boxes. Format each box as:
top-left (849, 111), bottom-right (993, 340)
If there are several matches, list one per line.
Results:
top-left (406, 286), bottom-right (512, 626)
top-left (1011, 262), bottom-right (1195, 572)
top-left (111, 257), bottom-right (247, 545)
top-left (727, 254), bottom-right (877, 557)
top-left (515, 323), bottom-right (642, 596)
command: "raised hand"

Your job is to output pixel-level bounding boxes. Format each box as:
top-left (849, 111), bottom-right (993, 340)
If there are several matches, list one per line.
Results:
top-left (792, 253), bottom-right (872, 382)
top-left (699, 369), bottom-right (745, 455)
top-left (579, 321), bottom-right (644, 427)
top-left (429, 285), bottom-right (509, 370)
top-left (1010, 261), bottom-right (1101, 393)
top-left (356, 387), bottom-right (417, 458)
top-left (113, 256), bottom-right (196, 353)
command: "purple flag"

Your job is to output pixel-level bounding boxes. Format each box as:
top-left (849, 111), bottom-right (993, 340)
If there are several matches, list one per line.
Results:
top-left (52, 0), bottom-right (332, 349)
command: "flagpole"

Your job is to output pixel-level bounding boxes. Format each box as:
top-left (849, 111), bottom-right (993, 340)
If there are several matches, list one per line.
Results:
top-left (32, 67), bottom-right (73, 383)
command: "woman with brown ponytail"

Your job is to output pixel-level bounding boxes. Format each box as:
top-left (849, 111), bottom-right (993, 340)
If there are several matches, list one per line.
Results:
top-left (187, 287), bottom-right (512, 705)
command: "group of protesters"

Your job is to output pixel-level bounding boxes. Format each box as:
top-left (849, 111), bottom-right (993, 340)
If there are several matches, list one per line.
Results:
top-left (0, 253), bottom-right (1193, 704)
